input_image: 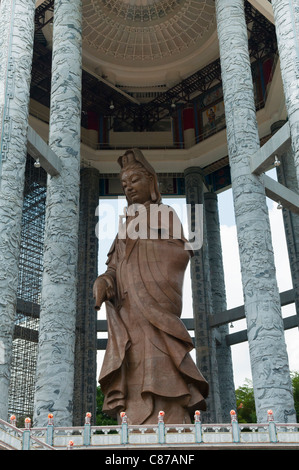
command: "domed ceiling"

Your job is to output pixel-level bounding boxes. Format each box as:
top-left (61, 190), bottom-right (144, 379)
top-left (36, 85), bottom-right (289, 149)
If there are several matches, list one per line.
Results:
top-left (81, 0), bottom-right (218, 87)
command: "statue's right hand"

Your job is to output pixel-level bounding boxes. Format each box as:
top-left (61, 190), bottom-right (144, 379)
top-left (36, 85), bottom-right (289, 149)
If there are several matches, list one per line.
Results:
top-left (93, 277), bottom-right (108, 311)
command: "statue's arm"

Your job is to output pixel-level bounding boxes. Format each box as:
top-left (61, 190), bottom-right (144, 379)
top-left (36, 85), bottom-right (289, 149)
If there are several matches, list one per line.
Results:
top-left (93, 271), bottom-right (115, 310)
top-left (93, 239), bottom-right (117, 311)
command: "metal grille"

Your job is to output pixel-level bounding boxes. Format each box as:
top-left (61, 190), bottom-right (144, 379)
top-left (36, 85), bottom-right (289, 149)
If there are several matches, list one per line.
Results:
top-left (8, 156), bottom-right (47, 421)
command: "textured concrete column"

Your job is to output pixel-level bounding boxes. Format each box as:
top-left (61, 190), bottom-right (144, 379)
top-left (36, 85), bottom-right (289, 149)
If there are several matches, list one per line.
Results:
top-left (33, 0), bottom-right (82, 427)
top-left (271, 0), bottom-right (299, 188)
top-left (204, 192), bottom-right (236, 422)
top-left (272, 121), bottom-right (299, 322)
top-left (215, 0), bottom-right (296, 423)
top-left (73, 167), bottom-right (99, 426)
top-left (184, 168), bottom-right (222, 423)
top-left (0, 0), bottom-right (35, 420)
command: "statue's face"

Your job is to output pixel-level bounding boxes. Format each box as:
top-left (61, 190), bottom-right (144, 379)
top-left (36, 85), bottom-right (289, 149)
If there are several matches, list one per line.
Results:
top-left (121, 168), bottom-right (152, 205)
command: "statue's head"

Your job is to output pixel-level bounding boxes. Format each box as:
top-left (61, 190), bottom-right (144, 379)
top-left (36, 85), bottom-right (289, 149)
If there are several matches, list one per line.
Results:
top-left (118, 148), bottom-right (161, 205)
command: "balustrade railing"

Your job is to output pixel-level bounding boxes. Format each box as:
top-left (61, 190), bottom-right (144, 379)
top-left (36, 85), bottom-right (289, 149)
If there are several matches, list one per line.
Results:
top-left (1, 409), bottom-right (298, 450)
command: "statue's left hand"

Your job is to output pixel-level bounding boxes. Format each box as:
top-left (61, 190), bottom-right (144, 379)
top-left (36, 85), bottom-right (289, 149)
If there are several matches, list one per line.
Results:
top-left (93, 277), bottom-right (108, 310)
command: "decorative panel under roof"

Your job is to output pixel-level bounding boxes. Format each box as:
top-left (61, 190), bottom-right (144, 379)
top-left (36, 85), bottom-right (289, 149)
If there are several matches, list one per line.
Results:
top-left (82, 0), bottom-right (217, 83)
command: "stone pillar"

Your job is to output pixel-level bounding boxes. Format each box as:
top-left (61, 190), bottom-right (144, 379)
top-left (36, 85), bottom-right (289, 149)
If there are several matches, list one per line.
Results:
top-left (272, 121), bottom-right (299, 321)
top-left (204, 192), bottom-right (236, 421)
top-left (33, 0), bottom-right (82, 427)
top-left (0, 0), bottom-right (35, 420)
top-left (73, 167), bottom-right (99, 426)
top-left (215, 0), bottom-right (296, 423)
top-left (271, 0), bottom-right (299, 188)
top-left (184, 167), bottom-right (222, 423)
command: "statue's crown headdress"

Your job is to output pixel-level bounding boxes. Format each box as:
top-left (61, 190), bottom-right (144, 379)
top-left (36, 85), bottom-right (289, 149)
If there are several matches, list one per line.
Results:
top-left (118, 148), bottom-right (156, 177)
top-left (118, 151), bottom-right (137, 169)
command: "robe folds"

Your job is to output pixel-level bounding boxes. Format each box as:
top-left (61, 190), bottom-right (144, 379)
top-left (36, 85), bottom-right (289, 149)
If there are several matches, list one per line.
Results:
top-left (98, 203), bottom-right (208, 424)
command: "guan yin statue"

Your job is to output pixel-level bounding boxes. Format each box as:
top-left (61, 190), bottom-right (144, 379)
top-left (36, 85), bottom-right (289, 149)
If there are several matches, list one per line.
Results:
top-left (93, 148), bottom-right (208, 425)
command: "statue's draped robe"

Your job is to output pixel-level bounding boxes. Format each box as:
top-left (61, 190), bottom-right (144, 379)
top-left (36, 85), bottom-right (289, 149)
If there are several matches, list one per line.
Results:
top-left (99, 204), bottom-right (208, 424)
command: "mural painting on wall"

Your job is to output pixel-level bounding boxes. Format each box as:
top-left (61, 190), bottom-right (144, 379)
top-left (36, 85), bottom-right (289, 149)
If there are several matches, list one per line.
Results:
top-left (198, 84), bottom-right (225, 140)
top-left (201, 101), bottom-right (225, 137)
top-left (193, 55), bottom-right (274, 143)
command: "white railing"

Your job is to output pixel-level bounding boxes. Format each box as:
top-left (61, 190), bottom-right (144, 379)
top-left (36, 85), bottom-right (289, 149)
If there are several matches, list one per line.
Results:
top-left (0, 417), bottom-right (55, 450)
top-left (1, 409), bottom-right (299, 450)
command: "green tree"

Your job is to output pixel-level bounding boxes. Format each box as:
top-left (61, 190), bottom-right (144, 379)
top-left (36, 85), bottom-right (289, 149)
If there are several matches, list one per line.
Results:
top-left (235, 379), bottom-right (257, 423)
top-left (235, 372), bottom-right (299, 423)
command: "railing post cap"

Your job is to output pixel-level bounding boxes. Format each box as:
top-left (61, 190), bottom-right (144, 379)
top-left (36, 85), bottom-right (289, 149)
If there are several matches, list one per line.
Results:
top-left (267, 409), bottom-right (274, 421)
top-left (67, 440), bottom-right (74, 450)
top-left (24, 417), bottom-right (31, 429)
top-left (47, 413), bottom-right (54, 425)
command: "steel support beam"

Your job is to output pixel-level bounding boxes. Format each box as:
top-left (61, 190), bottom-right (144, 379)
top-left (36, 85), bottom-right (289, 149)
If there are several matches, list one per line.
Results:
top-left (250, 122), bottom-right (291, 175)
top-left (209, 288), bottom-right (295, 328)
top-left (27, 126), bottom-right (62, 176)
top-left (262, 174), bottom-right (299, 215)
top-left (226, 315), bottom-right (299, 346)
top-left (250, 119), bottom-right (299, 215)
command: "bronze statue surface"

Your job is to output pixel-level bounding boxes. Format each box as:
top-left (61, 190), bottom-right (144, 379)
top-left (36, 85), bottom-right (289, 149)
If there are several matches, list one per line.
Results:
top-left (93, 148), bottom-right (208, 425)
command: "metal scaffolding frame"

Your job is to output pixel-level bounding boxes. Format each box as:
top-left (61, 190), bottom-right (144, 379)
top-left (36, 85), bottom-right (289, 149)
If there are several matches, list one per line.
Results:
top-left (8, 156), bottom-right (46, 421)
